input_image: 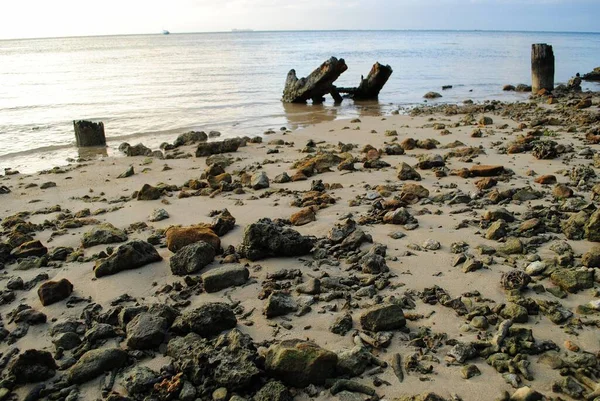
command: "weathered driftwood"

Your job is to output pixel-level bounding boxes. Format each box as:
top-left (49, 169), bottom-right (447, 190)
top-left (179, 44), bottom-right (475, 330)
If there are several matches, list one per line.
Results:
top-left (282, 57), bottom-right (348, 104)
top-left (74, 120), bottom-right (106, 147)
top-left (531, 43), bottom-right (554, 93)
top-left (338, 62), bottom-right (393, 100)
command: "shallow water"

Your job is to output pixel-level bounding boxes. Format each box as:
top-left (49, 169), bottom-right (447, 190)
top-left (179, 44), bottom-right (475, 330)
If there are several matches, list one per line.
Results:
top-left (1, 30), bottom-right (599, 173)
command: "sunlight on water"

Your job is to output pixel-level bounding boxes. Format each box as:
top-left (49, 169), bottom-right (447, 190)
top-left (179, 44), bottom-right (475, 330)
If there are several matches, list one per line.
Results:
top-left (1, 30), bottom-right (599, 173)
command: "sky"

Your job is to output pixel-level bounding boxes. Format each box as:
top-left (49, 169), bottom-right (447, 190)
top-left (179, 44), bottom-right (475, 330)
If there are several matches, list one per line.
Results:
top-left (1, 0), bottom-right (599, 40)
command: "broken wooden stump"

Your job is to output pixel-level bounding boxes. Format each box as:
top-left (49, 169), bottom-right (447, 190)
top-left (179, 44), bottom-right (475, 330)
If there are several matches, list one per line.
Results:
top-left (338, 62), bottom-right (393, 100)
top-left (531, 43), bottom-right (554, 93)
top-left (74, 120), bottom-right (106, 147)
top-left (282, 57), bottom-right (348, 104)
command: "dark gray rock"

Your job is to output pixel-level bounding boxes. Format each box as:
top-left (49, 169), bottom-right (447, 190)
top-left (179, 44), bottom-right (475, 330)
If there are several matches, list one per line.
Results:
top-left (196, 138), bottom-right (241, 157)
top-left (174, 131), bottom-right (208, 147)
top-left (239, 218), bottom-right (315, 261)
top-left (264, 292), bottom-right (298, 318)
top-left (255, 381), bottom-right (292, 401)
top-left (38, 278), bottom-right (73, 306)
top-left (360, 304), bottom-right (406, 332)
top-left (122, 366), bottom-right (159, 395)
top-left (330, 313), bottom-right (353, 336)
top-left (7, 349), bottom-right (57, 384)
top-left (53, 332), bottom-right (82, 350)
top-left (126, 312), bottom-right (168, 350)
top-left (201, 265), bottom-right (249, 293)
top-left (94, 240), bottom-right (162, 278)
top-left (170, 241), bottom-right (216, 276)
top-left (67, 348), bottom-right (128, 384)
top-left (171, 302), bottom-right (236, 337)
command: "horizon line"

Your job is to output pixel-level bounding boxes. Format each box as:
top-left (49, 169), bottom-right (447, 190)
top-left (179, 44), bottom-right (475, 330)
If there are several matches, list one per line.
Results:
top-left (1, 28), bottom-right (600, 42)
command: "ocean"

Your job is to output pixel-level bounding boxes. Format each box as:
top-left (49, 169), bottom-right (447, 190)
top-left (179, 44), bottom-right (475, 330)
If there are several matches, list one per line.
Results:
top-left (1, 30), bottom-right (599, 173)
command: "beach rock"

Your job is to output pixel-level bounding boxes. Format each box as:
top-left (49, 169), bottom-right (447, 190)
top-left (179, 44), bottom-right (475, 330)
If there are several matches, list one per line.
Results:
top-left (120, 143), bottom-right (152, 157)
top-left (126, 312), bottom-right (168, 350)
top-left (239, 218), bottom-right (315, 261)
top-left (67, 348), bottom-right (128, 384)
top-left (501, 303), bottom-right (528, 323)
top-left (40, 181), bottom-right (56, 189)
top-left (171, 303), bottom-right (236, 337)
top-left (534, 174), bottom-right (557, 185)
top-left (290, 207), bottom-right (316, 226)
top-left (475, 177), bottom-right (497, 190)
top-left (550, 269), bottom-right (594, 293)
top-left (211, 209), bottom-right (236, 236)
top-left (510, 387), bottom-right (543, 401)
top-left (360, 303), bottom-right (406, 332)
top-left (123, 366), bottom-right (159, 395)
top-left (167, 329), bottom-right (260, 390)
top-left (14, 308), bottom-right (47, 325)
top-left (7, 349), bottom-right (57, 384)
top-left (195, 138), bottom-right (241, 157)
top-left (532, 141), bottom-right (557, 160)
top-left (461, 364), bottom-right (481, 379)
top-left (330, 313), bottom-right (353, 335)
top-left (174, 131), bottom-right (208, 147)
top-left (166, 226), bottom-right (221, 252)
top-left (397, 162), bottom-right (421, 181)
top-left (251, 172), bottom-right (270, 190)
top-left (264, 292), bottom-right (298, 318)
top-left (552, 184), bottom-right (573, 199)
top-left (424, 91), bottom-right (442, 99)
top-left (562, 211), bottom-right (588, 240)
top-left (462, 258), bottom-right (483, 273)
top-left (10, 240), bottom-right (47, 259)
top-left (170, 241), bottom-right (216, 276)
top-left (82, 223), bottom-right (128, 248)
top-left (255, 381), bottom-right (291, 401)
top-left (383, 208), bottom-right (414, 225)
top-left (503, 85), bottom-right (516, 91)
top-left (417, 154), bottom-right (444, 170)
top-left (201, 265), bottom-right (249, 293)
top-left (497, 237), bottom-right (523, 255)
top-left (582, 246), bottom-right (600, 267)
top-left (94, 240), bottom-right (162, 278)
top-left (584, 209), bottom-right (600, 241)
top-left (486, 220), bottom-right (507, 240)
top-left (470, 165), bottom-right (505, 177)
top-left (400, 183), bottom-right (429, 201)
top-left (448, 342), bottom-right (477, 363)
top-left (576, 98), bottom-right (592, 109)
top-left (136, 183), bottom-right (161, 200)
top-left (52, 332), bottom-right (81, 350)
top-left (149, 208), bottom-right (169, 222)
top-left (264, 339), bottom-right (338, 387)
top-left (479, 116), bottom-right (493, 126)
top-left (274, 172), bottom-right (291, 183)
top-left (37, 278), bottom-right (74, 306)
top-left (500, 271), bottom-right (531, 291)
top-left (117, 166), bottom-right (134, 178)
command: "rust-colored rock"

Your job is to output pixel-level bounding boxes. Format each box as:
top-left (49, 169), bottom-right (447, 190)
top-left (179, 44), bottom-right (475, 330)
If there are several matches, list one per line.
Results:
top-left (166, 226), bottom-right (221, 253)
top-left (534, 175), bottom-right (557, 185)
top-left (290, 207), bottom-right (317, 226)
top-left (475, 177), bottom-right (497, 190)
top-left (469, 165), bottom-right (505, 177)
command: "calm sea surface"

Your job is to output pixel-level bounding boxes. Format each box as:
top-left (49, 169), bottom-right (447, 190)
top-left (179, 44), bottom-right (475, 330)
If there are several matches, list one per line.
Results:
top-left (1, 30), bottom-right (599, 172)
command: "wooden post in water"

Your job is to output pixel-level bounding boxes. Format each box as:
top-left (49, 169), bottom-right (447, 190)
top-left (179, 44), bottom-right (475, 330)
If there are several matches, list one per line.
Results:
top-left (74, 120), bottom-right (106, 147)
top-left (531, 44), bottom-right (554, 93)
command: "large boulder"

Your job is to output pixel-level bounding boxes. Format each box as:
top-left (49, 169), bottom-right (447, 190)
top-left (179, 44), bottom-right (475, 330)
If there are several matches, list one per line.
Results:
top-left (126, 312), bottom-right (168, 350)
top-left (397, 162), bottom-right (421, 181)
top-left (170, 241), bottom-right (216, 276)
top-left (171, 303), bottom-right (237, 337)
top-left (585, 209), bottom-right (600, 241)
top-left (264, 339), bottom-right (338, 387)
top-left (210, 209), bottom-right (236, 236)
top-left (238, 218), bottom-right (315, 261)
top-left (7, 349), bottom-right (57, 384)
top-left (136, 184), bottom-right (162, 200)
top-left (94, 240), bottom-right (162, 278)
top-left (196, 139), bottom-right (241, 157)
top-left (38, 278), bottom-right (73, 306)
top-left (360, 304), bottom-right (406, 332)
top-left (67, 348), bottom-right (128, 384)
top-left (82, 223), bottom-right (128, 248)
top-left (174, 131), bottom-right (208, 147)
top-left (201, 265), bottom-right (249, 293)
top-left (166, 226), bottom-right (221, 253)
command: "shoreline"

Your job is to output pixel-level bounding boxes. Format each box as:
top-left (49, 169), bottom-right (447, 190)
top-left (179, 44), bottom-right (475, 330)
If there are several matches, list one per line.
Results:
top-left (1, 92), bottom-right (600, 401)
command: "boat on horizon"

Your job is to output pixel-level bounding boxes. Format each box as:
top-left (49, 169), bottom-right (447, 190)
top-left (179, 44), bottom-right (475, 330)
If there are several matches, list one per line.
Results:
top-left (162, 30), bottom-right (170, 35)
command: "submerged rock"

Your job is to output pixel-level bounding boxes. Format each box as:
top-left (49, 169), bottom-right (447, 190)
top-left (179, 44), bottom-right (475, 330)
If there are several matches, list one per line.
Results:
top-left (94, 240), bottom-right (162, 278)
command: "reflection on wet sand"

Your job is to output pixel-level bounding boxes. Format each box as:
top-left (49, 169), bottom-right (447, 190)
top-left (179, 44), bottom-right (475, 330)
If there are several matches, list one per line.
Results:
top-left (77, 146), bottom-right (108, 160)
top-left (354, 100), bottom-right (385, 119)
top-left (282, 102), bottom-right (338, 130)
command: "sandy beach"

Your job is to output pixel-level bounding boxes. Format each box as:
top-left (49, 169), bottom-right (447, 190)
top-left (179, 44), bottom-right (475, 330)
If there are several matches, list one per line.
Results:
top-left (1, 91), bottom-right (599, 401)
